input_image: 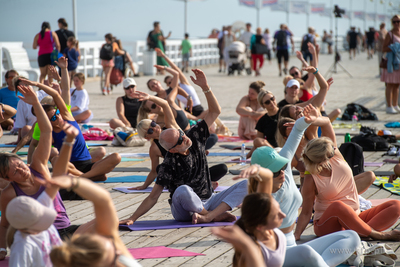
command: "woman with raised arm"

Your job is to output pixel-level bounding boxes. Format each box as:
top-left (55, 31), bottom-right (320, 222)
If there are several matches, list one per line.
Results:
top-left (45, 176), bottom-right (141, 266)
top-left (296, 120), bottom-right (400, 242)
top-left (246, 104), bottom-right (361, 267)
top-left (0, 85), bottom-right (87, 261)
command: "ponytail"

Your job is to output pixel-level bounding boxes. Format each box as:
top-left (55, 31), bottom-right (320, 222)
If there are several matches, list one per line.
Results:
top-left (40, 22), bottom-right (51, 39)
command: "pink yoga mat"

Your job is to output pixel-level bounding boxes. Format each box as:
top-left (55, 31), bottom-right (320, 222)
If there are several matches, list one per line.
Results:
top-left (129, 246), bottom-right (204, 259)
top-left (364, 162), bottom-right (384, 167)
top-left (383, 158), bottom-right (399, 164)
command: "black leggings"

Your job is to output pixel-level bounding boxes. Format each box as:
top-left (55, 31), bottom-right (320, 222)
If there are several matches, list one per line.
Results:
top-left (210, 164), bottom-right (228, 182)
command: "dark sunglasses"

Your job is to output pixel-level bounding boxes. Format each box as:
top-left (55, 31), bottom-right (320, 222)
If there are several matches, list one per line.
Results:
top-left (169, 129), bottom-right (184, 150)
top-left (290, 71), bottom-right (300, 76)
top-left (50, 108), bottom-right (60, 122)
top-left (393, 20), bottom-right (400, 24)
top-left (264, 96), bottom-right (275, 105)
top-left (273, 163), bottom-right (288, 178)
top-left (146, 121), bottom-right (157, 135)
top-left (124, 85), bottom-right (135, 90)
top-left (150, 103), bottom-right (157, 110)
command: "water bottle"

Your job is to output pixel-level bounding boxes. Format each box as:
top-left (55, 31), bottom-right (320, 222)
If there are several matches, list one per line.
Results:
top-left (240, 143), bottom-right (247, 165)
top-left (351, 115), bottom-right (358, 131)
top-left (344, 133), bottom-right (351, 143)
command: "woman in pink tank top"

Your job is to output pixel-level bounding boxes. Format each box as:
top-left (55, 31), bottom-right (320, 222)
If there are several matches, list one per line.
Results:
top-left (295, 123), bottom-right (400, 242)
top-left (33, 21), bottom-right (60, 84)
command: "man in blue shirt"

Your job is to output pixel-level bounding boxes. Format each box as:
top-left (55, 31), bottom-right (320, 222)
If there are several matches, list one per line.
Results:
top-left (273, 24), bottom-right (294, 77)
top-left (0, 70), bottom-right (21, 130)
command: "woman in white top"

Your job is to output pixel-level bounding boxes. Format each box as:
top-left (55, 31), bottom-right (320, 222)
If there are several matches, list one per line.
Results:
top-left (70, 73), bottom-right (92, 123)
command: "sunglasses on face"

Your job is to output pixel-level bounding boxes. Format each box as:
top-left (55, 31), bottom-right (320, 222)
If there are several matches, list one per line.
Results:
top-left (124, 85), bottom-right (135, 90)
top-left (169, 129), bottom-right (184, 150)
top-left (146, 121), bottom-right (157, 135)
top-left (290, 71), bottom-right (299, 76)
top-left (393, 21), bottom-right (400, 24)
top-left (50, 108), bottom-right (60, 122)
top-left (273, 163), bottom-right (288, 178)
top-left (264, 96), bottom-right (275, 105)
top-left (150, 103), bottom-right (157, 110)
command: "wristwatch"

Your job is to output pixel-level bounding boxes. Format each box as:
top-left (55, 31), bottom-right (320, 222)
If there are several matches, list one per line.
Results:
top-left (0, 103), bottom-right (4, 109)
top-left (187, 95), bottom-right (192, 100)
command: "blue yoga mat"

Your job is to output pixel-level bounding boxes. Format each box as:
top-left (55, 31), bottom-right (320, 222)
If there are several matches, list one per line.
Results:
top-left (121, 158), bottom-right (145, 162)
top-left (0, 143), bottom-right (106, 148)
top-left (97, 176), bottom-right (148, 183)
top-left (208, 152), bottom-right (241, 157)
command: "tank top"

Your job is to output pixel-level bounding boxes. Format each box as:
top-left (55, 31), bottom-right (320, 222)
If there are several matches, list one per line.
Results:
top-left (173, 107), bottom-right (189, 130)
top-left (37, 31), bottom-right (54, 55)
top-left (52, 120), bottom-right (92, 162)
top-left (11, 167), bottom-right (71, 229)
top-left (257, 228), bottom-right (287, 267)
top-left (299, 89), bottom-right (313, 102)
top-left (309, 155), bottom-right (360, 221)
top-left (122, 96), bottom-right (141, 128)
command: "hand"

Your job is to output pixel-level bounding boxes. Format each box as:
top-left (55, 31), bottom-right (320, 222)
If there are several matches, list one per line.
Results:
top-left (303, 104), bottom-right (319, 124)
top-left (327, 77), bottom-right (334, 89)
top-left (50, 81), bottom-right (61, 94)
top-left (119, 217), bottom-right (135, 226)
top-left (187, 98), bottom-right (193, 114)
top-left (294, 232), bottom-right (301, 241)
top-left (48, 65), bottom-right (61, 81)
top-left (131, 91), bottom-right (150, 101)
top-left (302, 66), bottom-right (316, 74)
top-left (389, 174), bottom-right (399, 183)
top-left (55, 56), bottom-right (68, 69)
top-left (307, 42), bottom-right (316, 54)
top-left (62, 122), bottom-right (79, 139)
top-left (296, 51), bottom-right (304, 61)
top-left (232, 165), bottom-right (260, 181)
top-left (128, 184), bottom-right (148, 190)
top-left (17, 78), bottom-right (37, 87)
top-left (0, 250), bottom-right (6, 260)
top-left (34, 175), bottom-right (74, 190)
top-left (283, 122), bottom-right (294, 132)
top-left (17, 85), bottom-right (39, 105)
top-left (154, 65), bottom-right (166, 71)
top-left (190, 69), bottom-right (209, 89)
top-left (154, 48), bottom-right (165, 57)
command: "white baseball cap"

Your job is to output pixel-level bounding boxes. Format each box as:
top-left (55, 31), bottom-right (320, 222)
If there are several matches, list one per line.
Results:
top-left (123, 78), bottom-right (137, 89)
top-left (286, 79), bottom-right (300, 89)
top-left (6, 196), bottom-right (57, 232)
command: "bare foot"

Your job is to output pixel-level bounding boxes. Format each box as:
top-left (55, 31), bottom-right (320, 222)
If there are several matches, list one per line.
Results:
top-left (212, 181), bottom-right (219, 190)
top-left (386, 230), bottom-right (400, 241)
top-left (192, 213), bottom-right (209, 224)
top-left (212, 212), bottom-right (237, 222)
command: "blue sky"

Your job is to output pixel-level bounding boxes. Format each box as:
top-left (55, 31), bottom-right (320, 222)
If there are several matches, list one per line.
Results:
top-left (0, 0), bottom-right (398, 43)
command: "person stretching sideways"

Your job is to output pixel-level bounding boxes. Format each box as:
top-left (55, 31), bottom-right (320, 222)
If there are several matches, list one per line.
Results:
top-left (119, 69), bottom-right (248, 225)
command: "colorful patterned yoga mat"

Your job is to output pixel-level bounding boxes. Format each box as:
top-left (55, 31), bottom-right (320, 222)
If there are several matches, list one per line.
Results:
top-left (373, 176), bottom-right (400, 195)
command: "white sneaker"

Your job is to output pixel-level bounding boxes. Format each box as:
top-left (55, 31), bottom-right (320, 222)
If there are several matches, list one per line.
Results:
top-left (102, 88), bottom-right (108, 95)
top-left (394, 106), bottom-right (400, 113)
top-left (386, 106), bottom-right (397, 114)
top-left (111, 137), bottom-right (121, 146)
top-left (107, 87), bottom-right (112, 95)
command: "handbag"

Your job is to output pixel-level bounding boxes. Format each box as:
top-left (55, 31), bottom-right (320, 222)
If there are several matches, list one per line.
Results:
top-left (380, 31), bottom-right (394, 69)
top-left (50, 31), bottom-right (63, 66)
top-left (254, 43), bottom-right (269, 54)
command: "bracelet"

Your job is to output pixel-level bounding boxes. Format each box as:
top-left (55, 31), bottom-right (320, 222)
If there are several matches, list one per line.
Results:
top-left (187, 95), bottom-right (192, 100)
top-left (313, 68), bottom-right (319, 75)
top-left (62, 136), bottom-right (76, 146)
top-left (164, 66), bottom-right (167, 70)
top-left (203, 87), bottom-right (211, 94)
top-left (0, 248), bottom-right (6, 255)
top-left (68, 177), bottom-right (80, 192)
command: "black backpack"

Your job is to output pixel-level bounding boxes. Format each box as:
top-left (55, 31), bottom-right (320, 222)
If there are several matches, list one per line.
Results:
top-left (341, 103), bottom-right (378, 121)
top-left (339, 142), bottom-right (364, 176)
top-left (351, 133), bottom-right (390, 151)
top-left (100, 43), bottom-right (114, 60)
top-left (276, 30), bottom-right (287, 47)
top-left (301, 34), bottom-right (312, 52)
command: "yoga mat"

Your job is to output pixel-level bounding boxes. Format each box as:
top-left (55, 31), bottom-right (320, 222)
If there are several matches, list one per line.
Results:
top-left (113, 186), bottom-right (229, 194)
top-left (208, 152), bottom-right (241, 157)
top-left (331, 122), bottom-right (362, 129)
top-left (129, 246), bottom-right (204, 259)
top-left (97, 176), bottom-right (148, 183)
top-left (385, 122), bottom-right (400, 128)
top-left (119, 217), bottom-right (238, 231)
top-left (0, 143), bottom-right (106, 148)
top-left (112, 167), bottom-right (150, 172)
top-left (216, 135), bottom-right (252, 142)
top-left (383, 158), bottom-right (399, 163)
top-left (15, 151), bottom-right (28, 155)
top-left (229, 169), bottom-right (300, 176)
top-left (86, 143), bottom-right (108, 147)
top-left (373, 176), bottom-right (400, 195)
top-left (374, 171), bottom-right (394, 177)
top-left (117, 153), bottom-right (150, 158)
top-left (0, 258), bottom-right (8, 267)
top-left (369, 198), bottom-right (393, 206)
top-left (364, 162), bottom-right (384, 167)
top-left (226, 159), bottom-right (251, 163)
top-left (121, 158), bottom-right (145, 162)
top-left (219, 144), bottom-right (253, 150)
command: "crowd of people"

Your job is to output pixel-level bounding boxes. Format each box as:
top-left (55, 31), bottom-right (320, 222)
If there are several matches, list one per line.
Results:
top-left (0, 15), bottom-right (400, 267)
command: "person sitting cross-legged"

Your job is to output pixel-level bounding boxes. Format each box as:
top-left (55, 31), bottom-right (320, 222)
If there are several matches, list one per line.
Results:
top-left (119, 69), bottom-right (248, 226)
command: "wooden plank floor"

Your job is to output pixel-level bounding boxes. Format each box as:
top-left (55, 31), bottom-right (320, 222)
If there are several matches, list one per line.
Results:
top-left (1, 53), bottom-right (400, 266)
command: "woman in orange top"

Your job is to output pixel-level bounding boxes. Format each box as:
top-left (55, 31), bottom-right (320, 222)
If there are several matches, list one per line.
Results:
top-left (295, 123), bottom-right (400, 241)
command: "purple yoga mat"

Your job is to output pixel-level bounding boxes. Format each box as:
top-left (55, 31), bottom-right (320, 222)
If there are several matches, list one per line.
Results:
top-left (129, 246), bottom-right (204, 259)
top-left (364, 162), bottom-right (384, 167)
top-left (383, 158), bottom-right (399, 164)
top-left (0, 258), bottom-right (7, 267)
top-left (119, 217), bottom-right (238, 231)
top-left (113, 186), bottom-right (229, 194)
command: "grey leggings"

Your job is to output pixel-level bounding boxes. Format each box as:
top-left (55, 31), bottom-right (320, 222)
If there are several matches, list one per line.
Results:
top-left (171, 180), bottom-right (248, 221)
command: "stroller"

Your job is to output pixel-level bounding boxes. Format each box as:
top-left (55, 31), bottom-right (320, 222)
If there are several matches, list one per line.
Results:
top-left (226, 41), bottom-right (247, 75)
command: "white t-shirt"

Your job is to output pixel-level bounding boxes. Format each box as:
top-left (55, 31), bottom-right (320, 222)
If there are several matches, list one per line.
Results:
top-left (239, 31), bottom-right (254, 46)
top-left (70, 88), bottom-right (90, 116)
top-left (176, 83), bottom-right (202, 107)
top-left (14, 90), bottom-right (49, 129)
top-left (9, 192), bottom-right (62, 267)
top-left (262, 33), bottom-right (272, 50)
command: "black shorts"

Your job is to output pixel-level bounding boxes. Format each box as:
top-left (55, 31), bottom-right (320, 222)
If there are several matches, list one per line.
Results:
top-left (186, 105), bottom-right (204, 117)
top-left (367, 42), bottom-right (374, 49)
top-left (219, 50), bottom-right (224, 60)
top-left (276, 49), bottom-right (289, 64)
top-left (57, 224), bottom-right (80, 240)
top-left (349, 42), bottom-right (357, 49)
top-left (320, 110), bottom-right (328, 117)
top-left (38, 53), bottom-right (52, 67)
top-left (72, 159), bottom-right (94, 173)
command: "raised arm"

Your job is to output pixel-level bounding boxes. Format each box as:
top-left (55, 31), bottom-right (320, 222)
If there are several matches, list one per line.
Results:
top-left (155, 48), bottom-right (190, 85)
top-left (129, 143), bottom-right (160, 190)
top-left (303, 67), bottom-right (328, 109)
top-left (17, 85), bottom-right (52, 175)
top-left (190, 69), bottom-right (221, 127)
top-left (54, 57), bottom-right (70, 105)
top-left (294, 174), bottom-right (316, 240)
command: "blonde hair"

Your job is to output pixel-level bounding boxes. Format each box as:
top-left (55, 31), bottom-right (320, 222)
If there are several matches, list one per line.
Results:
top-left (282, 75), bottom-right (293, 86)
top-left (257, 90), bottom-right (274, 107)
top-left (137, 100), bottom-right (151, 123)
top-left (136, 119), bottom-right (152, 138)
top-left (50, 234), bottom-right (106, 267)
top-left (302, 137), bottom-right (335, 174)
